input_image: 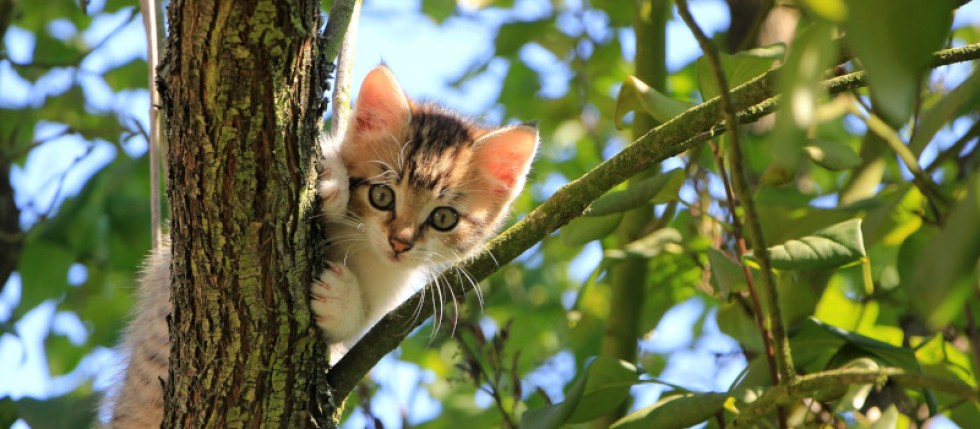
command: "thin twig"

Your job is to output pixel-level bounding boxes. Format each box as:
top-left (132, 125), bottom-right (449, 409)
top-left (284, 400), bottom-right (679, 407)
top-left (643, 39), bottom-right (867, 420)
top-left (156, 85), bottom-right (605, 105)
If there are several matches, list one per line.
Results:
top-left (676, 0), bottom-right (794, 403)
top-left (707, 135), bottom-right (780, 395)
top-left (331, 0), bottom-right (361, 136)
top-left (326, 43), bottom-right (980, 403)
top-left (729, 367), bottom-right (980, 428)
top-left (139, 0), bottom-right (165, 249)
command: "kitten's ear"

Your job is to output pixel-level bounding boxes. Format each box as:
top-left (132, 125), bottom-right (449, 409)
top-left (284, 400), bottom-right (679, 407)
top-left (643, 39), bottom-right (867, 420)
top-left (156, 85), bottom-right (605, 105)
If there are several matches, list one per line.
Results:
top-left (349, 65), bottom-right (411, 136)
top-left (473, 124), bottom-right (539, 201)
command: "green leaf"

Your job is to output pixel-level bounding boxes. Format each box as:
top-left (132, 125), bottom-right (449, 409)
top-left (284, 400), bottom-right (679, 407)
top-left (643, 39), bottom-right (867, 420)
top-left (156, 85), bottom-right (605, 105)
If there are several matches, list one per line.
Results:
top-left (520, 357), bottom-right (638, 429)
top-left (716, 301), bottom-right (765, 354)
top-left (859, 184), bottom-right (921, 247)
top-left (498, 61), bottom-right (541, 119)
top-left (844, 0), bottom-right (956, 125)
top-left (102, 0), bottom-right (138, 13)
top-left (0, 397), bottom-right (16, 429)
top-left (789, 317), bottom-right (847, 371)
top-left (560, 213), bottom-right (622, 246)
top-left (792, 318), bottom-right (920, 373)
top-left (586, 169), bottom-right (683, 217)
top-left (31, 31), bottom-right (87, 67)
top-left (421, 0), bottom-right (456, 23)
top-left (696, 45), bottom-right (782, 101)
top-left (803, 139), bottom-right (862, 171)
top-left (568, 357), bottom-right (639, 423)
top-left (37, 86), bottom-right (126, 142)
top-left (767, 219), bottom-right (866, 270)
top-left (948, 402), bottom-right (980, 429)
top-left (45, 330), bottom-right (86, 376)
top-left (103, 59), bottom-right (149, 91)
top-left (907, 173), bottom-right (980, 328)
top-left (15, 394), bottom-right (97, 429)
top-left (755, 191), bottom-right (863, 245)
top-left (16, 239), bottom-right (74, 315)
top-left (909, 69), bottom-right (980, 155)
top-left (614, 76), bottom-right (694, 129)
top-left (0, 108), bottom-right (39, 162)
top-left (707, 247), bottom-right (746, 298)
top-left (605, 228), bottom-right (682, 260)
top-left (610, 392), bottom-right (727, 429)
top-left (12, 0), bottom-right (92, 33)
top-left (495, 20), bottom-right (553, 57)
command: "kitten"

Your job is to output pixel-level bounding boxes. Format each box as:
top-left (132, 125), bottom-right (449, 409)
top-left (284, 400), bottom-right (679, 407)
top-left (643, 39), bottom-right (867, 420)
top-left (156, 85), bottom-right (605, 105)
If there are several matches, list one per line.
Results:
top-left (312, 65), bottom-right (538, 357)
top-left (103, 65), bottom-right (538, 427)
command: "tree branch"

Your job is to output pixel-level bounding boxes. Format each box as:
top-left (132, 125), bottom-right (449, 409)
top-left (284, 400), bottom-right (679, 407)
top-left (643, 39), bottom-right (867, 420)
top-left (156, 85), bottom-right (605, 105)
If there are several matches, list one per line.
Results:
top-left (326, 42), bottom-right (980, 403)
top-left (729, 367), bottom-right (980, 428)
top-left (321, 0), bottom-right (359, 66)
top-left (330, 0), bottom-right (360, 137)
top-left (139, 0), bottom-right (166, 250)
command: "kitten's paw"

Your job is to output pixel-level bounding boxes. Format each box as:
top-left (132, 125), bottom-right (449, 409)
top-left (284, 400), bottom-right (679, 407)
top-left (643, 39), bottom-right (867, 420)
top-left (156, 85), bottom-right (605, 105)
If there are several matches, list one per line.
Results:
top-left (310, 262), bottom-right (363, 342)
top-left (318, 147), bottom-right (350, 219)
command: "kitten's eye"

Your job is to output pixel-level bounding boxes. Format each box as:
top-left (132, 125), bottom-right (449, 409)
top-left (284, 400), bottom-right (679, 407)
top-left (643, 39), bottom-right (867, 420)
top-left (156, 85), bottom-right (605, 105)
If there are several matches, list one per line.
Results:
top-left (369, 184), bottom-right (395, 210)
top-left (429, 207), bottom-right (459, 231)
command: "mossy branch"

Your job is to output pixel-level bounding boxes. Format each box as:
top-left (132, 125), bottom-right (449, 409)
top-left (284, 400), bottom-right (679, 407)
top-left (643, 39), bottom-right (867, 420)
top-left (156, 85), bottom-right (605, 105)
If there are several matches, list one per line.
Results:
top-left (729, 367), bottom-right (980, 428)
top-left (321, 0), bottom-right (359, 64)
top-left (325, 42), bottom-right (980, 402)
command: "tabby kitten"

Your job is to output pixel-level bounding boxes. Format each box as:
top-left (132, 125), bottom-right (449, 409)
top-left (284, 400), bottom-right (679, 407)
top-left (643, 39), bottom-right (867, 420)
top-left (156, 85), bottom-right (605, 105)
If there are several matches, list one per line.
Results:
top-left (104, 65), bottom-right (538, 427)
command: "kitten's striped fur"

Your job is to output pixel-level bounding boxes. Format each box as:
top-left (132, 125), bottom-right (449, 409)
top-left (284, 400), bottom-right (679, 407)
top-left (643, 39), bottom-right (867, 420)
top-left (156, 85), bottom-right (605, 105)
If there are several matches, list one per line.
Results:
top-left (104, 65), bottom-right (538, 427)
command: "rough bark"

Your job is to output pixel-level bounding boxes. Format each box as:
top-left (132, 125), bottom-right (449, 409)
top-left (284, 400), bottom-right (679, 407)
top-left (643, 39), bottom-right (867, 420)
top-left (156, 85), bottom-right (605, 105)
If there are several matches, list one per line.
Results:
top-left (158, 0), bottom-right (331, 426)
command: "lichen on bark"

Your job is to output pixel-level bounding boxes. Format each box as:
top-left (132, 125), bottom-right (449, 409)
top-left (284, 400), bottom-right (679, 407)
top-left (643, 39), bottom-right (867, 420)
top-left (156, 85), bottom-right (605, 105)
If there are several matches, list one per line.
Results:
top-left (159, 0), bottom-right (331, 426)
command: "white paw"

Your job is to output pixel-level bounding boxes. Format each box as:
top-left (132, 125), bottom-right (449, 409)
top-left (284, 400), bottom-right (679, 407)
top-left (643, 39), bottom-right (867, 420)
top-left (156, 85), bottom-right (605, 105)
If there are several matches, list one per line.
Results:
top-left (310, 262), bottom-right (364, 342)
top-left (318, 140), bottom-right (350, 219)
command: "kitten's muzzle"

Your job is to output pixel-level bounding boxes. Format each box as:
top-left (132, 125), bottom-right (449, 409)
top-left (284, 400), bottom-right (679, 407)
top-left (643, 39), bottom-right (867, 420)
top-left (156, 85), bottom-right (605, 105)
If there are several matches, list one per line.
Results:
top-left (389, 237), bottom-right (413, 254)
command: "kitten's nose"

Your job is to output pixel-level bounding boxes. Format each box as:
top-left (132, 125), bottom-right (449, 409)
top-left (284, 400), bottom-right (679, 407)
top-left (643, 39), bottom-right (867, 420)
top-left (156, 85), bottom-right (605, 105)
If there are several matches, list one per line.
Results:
top-left (389, 237), bottom-right (413, 254)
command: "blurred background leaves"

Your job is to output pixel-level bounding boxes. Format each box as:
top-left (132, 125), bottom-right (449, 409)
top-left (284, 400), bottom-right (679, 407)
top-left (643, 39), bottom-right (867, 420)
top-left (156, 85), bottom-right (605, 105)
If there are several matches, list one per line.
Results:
top-left (2, 0), bottom-right (979, 428)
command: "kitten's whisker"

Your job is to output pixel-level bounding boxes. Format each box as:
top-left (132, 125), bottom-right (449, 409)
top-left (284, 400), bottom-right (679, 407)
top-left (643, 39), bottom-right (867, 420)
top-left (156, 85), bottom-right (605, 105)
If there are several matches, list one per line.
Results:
top-left (368, 159), bottom-right (397, 174)
top-left (432, 270), bottom-right (446, 341)
top-left (410, 281), bottom-right (428, 331)
top-left (426, 270), bottom-right (441, 343)
top-left (364, 171), bottom-right (393, 184)
top-left (397, 139), bottom-right (413, 172)
top-left (446, 267), bottom-right (460, 339)
top-left (423, 272), bottom-right (440, 338)
top-left (449, 250), bottom-right (483, 310)
top-left (485, 248), bottom-right (500, 268)
top-left (399, 278), bottom-right (427, 336)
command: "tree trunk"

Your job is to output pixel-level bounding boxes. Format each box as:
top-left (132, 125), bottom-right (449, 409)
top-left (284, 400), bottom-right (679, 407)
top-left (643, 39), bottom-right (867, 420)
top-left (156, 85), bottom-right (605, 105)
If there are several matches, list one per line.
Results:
top-left (159, 0), bottom-right (333, 426)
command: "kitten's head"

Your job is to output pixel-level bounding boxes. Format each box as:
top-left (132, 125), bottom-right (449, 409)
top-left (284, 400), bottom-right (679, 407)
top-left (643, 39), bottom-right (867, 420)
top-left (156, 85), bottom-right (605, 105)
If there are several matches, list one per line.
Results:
top-left (338, 65), bottom-right (537, 268)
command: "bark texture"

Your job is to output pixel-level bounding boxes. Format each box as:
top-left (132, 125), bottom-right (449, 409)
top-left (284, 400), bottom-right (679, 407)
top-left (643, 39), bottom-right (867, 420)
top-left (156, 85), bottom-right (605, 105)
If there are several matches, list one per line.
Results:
top-left (159, 0), bottom-right (331, 426)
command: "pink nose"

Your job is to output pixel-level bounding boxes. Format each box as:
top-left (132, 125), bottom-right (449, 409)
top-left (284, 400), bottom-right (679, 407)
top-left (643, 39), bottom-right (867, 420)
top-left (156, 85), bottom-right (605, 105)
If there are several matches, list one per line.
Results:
top-left (389, 238), bottom-right (413, 254)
